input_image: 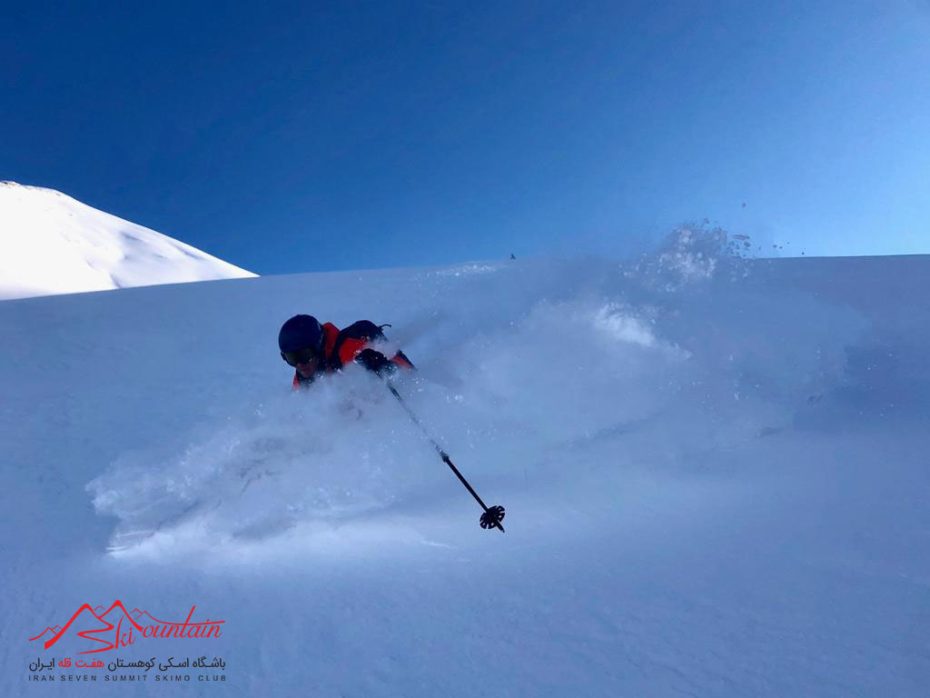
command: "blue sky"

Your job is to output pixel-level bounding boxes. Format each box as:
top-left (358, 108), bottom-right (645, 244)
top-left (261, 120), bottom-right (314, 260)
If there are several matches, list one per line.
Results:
top-left (3, 1), bottom-right (929, 274)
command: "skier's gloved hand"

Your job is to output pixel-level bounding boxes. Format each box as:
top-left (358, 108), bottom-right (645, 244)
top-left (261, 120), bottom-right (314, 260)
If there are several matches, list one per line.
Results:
top-left (356, 348), bottom-right (395, 376)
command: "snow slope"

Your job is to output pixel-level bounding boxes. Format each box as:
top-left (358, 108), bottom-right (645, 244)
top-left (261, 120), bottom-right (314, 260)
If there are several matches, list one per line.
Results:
top-left (0, 181), bottom-right (254, 300)
top-left (2, 230), bottom-right (928, 696)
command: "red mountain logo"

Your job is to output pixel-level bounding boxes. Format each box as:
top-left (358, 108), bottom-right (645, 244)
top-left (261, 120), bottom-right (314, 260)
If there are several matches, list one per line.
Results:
top-left (27, 625), bottom-right (62, 642)
top-left (29, 600), bottom-right (224, 654)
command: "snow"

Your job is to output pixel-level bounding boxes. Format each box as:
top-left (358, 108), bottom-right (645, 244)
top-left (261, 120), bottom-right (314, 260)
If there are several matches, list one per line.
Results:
top-left (0, 181), bottom-right (254, 300)
top-left (2, 229), bottom-right (929, 696)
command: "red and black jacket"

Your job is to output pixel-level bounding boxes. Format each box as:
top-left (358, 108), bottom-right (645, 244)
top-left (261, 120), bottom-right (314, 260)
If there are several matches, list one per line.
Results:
top-left (293, 320), bottom-right (414, 388)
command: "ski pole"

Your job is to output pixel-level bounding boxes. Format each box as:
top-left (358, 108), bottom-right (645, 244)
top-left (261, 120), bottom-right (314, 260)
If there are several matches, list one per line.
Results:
top-left (383, 382), bottom-right (506, 533)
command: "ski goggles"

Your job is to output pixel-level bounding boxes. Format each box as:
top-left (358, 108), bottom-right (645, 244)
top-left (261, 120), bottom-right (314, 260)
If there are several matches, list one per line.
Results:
top-left (281, 347), bottom-right (320, 367)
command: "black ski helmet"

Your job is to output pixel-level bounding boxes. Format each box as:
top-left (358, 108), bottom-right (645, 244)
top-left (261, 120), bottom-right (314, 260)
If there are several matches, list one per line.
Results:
top-left (278, 314), bottom-right (324, 353)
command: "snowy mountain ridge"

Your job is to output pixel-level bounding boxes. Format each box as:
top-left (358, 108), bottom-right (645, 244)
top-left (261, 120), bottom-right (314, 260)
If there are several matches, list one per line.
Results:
top-left (0, 181), bottom-right (254, 300)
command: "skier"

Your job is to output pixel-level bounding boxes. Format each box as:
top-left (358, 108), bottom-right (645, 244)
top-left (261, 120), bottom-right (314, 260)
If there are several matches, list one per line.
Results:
top-left (278, 315), bottom-right (505, 532)
top-left (278, 314), bottom-right (414, 388)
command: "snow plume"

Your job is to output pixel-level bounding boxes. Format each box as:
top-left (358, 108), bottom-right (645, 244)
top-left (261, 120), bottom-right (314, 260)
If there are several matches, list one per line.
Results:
top-left (439, 298), bottom-right (691, 449)
top-left (85, 227), bottom-right (868, 560)
top-left (88, 370), bottom-right (440, 557)
top-left (86, 297), bottom-right (695, 559)
top-left (624, 221), bottom-right (752, 293)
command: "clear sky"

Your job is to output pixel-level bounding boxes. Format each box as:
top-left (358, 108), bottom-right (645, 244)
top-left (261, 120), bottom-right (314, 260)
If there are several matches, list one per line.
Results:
top-left (3, 1), bottom-right (929, 274)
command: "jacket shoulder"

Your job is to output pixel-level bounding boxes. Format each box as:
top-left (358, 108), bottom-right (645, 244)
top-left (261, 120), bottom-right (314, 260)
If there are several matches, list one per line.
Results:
top-left (333, 320), bottom-right (386, 367)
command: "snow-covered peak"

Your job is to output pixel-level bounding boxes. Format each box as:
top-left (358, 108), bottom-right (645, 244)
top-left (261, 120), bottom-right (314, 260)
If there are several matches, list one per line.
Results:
top-left (0, 181), bottom-right (255, 300)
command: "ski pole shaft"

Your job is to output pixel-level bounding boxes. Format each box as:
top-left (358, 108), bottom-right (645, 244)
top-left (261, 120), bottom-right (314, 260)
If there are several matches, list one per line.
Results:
top-left (384, 382), bottom-right (505, 532)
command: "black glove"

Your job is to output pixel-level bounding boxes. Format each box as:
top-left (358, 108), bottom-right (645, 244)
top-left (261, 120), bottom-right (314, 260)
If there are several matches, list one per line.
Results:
top-left (356, 348), bottom-right (395, 376)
